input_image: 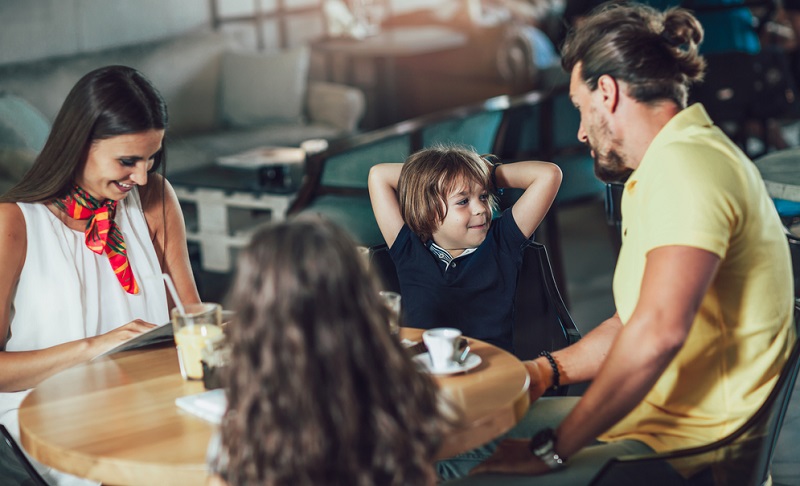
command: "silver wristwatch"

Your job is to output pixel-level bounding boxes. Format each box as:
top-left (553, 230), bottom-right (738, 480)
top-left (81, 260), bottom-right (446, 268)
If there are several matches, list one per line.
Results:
top-left (529, 428), bottom-right (566, 470)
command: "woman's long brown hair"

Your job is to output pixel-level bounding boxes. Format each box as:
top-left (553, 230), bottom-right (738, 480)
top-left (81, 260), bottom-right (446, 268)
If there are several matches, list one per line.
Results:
top-left (1, 65), bottom-right (168, 203)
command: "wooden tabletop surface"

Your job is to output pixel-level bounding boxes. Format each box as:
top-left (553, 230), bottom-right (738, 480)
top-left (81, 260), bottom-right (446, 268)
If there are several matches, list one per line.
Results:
top-left (19, 329), bottom-right (530, 485)
top-left (407, 328), bottom-right (532, 460)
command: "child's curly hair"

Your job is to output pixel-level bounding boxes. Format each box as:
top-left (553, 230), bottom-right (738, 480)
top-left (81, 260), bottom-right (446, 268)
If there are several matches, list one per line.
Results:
top-left (221, 217), bottom-right (448, 485)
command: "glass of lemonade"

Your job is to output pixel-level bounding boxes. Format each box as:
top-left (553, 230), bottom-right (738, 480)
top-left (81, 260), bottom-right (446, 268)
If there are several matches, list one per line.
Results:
top-left (172, 302), bottom-right (223, 380)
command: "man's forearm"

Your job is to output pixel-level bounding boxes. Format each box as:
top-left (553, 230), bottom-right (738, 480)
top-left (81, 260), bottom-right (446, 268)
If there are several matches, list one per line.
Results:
top-left (531, 315), bottom-right (623, 389)
top-left (555, 312), bottom-right (684, 457)
top-left (556, 315), bottom-right (622, 385)
top-left (554, 246), bottom-right (720, 459)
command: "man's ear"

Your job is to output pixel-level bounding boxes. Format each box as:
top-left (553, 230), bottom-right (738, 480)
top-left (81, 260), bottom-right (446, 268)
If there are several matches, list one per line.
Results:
top-left (597, 74), bottom-right (619, 113)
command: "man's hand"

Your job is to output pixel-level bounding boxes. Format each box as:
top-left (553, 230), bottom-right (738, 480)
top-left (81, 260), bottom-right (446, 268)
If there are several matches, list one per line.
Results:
top-left (524, 359), bottom-right (551, 402)
top-left (469, 439), bottom-right (553, 476)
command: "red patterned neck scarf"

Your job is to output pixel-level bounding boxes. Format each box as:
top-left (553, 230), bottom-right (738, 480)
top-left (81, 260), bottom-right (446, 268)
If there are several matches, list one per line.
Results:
top-left (53, 185), bottom-right (139, 294)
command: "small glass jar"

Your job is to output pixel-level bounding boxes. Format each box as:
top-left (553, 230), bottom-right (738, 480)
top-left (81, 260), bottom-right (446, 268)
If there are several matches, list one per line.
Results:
top-left (200, 333), bottom-right (231, 390)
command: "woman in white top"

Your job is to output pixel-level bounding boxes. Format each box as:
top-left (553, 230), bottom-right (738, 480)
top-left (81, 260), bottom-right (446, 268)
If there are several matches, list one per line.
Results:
top-left (0, 65), bottom-right (200, 482)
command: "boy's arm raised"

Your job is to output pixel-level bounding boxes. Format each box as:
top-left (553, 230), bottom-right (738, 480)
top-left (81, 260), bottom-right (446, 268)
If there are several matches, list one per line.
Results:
top-left (497, 161), bottom-right (562, 239)
top-left (368, 163), bottom-right (405, 248)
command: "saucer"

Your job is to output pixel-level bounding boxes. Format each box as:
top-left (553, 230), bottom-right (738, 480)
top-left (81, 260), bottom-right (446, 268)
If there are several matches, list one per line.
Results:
top-left (413, 352), bottom-right (482, 375)
top-left (400, 338), bottom-right (419, 348)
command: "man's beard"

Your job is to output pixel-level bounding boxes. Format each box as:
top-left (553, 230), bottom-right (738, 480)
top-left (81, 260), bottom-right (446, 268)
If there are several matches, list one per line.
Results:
top-left (585, 113), bottom-right (632, 183)
top-left (593, 148), bottom-right (633, 183)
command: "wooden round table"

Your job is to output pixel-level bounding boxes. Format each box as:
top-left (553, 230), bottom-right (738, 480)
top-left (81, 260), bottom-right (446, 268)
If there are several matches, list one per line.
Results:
top-left (19, 330), bottom-right (530, 485)
top-left (19, 343), bottom-right (208, 485)
top-left (402, 328), bottom-right (531, 460)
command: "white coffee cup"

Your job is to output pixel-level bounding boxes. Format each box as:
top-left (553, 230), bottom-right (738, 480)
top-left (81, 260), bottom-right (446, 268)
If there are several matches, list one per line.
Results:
top-left (422, 327), bottom-right (462, 370)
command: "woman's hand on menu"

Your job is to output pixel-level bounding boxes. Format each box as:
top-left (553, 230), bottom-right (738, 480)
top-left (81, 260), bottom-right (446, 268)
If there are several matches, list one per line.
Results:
top-left (87, 319), bottom-right (157, 357)
top-left (0, 320), bottom-right (157, 392)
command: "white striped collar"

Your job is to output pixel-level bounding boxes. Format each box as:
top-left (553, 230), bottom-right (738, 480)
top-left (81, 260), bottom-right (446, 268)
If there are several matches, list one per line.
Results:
top-left (426, 240), bottom-right (477, 270)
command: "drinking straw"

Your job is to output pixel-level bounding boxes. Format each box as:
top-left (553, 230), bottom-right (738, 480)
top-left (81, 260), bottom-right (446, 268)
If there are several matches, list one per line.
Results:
top-left (161, 273), bottom-right (186, 316)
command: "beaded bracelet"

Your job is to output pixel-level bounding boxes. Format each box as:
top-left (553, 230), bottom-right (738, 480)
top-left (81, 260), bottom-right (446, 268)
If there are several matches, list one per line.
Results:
top-left (539, 350), bottom-right (560, 391)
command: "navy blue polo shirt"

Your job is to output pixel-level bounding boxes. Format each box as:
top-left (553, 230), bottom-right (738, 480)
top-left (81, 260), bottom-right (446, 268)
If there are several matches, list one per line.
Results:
top-left (389, 209), bottom-right (528, 352)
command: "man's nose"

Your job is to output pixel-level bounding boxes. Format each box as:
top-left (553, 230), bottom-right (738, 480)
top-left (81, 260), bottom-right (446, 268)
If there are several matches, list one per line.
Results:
top-left (577, 122), bottom-right (588, 143)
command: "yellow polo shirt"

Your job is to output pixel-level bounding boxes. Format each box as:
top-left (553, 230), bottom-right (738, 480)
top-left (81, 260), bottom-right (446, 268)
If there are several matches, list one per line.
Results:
top-left (599, 104), bottom-right (796, 453)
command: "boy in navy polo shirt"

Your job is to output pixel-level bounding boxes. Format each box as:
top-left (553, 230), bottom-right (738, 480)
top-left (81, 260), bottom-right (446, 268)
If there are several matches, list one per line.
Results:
top-left (368, 146), bottom-right (561, 352)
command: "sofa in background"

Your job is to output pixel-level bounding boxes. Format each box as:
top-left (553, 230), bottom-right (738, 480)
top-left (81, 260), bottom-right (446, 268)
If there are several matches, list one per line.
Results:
top-left (0, 28), bottom-right (365, 195)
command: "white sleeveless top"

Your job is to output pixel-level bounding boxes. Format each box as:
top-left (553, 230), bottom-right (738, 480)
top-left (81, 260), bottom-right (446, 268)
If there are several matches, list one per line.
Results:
top-left (1, 188), bottom-right (169, 439)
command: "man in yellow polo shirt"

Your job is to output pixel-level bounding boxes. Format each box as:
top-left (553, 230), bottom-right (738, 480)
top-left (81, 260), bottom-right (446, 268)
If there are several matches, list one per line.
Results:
top-left (440, 3), bottom-right (795, 485)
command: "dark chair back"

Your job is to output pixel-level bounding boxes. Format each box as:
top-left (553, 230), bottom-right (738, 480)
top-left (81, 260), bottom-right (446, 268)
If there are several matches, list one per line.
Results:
top-left (367, 240), bottom-right (581, 396)
top-left (0, 424), bottom-right (48, 486)
top-left (590, 302), bottom-right (800, 486)
top-left (512, 241), bottom-right (581, 366)
top-left (604, 182), bottom-right (624, 232)
top-left (368, 244), bottom-right (401, 294)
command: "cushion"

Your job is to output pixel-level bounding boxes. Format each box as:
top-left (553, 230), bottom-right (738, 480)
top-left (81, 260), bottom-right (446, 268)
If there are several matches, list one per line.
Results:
top-left (220, 47), bottom-right (310, 128)
top-left (306, 81), bottom-right (365, 132)
top-left (0, 92), bottom-right (50, 152)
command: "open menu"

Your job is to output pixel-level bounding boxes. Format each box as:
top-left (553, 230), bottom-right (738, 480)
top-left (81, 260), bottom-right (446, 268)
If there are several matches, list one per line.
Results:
top-left (175, 389), bottom-right (227, 424)
top-left (93, 322), bottom-right (174, 359)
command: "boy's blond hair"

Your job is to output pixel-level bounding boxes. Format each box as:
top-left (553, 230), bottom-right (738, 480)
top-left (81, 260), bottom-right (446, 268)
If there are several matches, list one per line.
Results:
top-left (398, 145), bottom-right (498, 241)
